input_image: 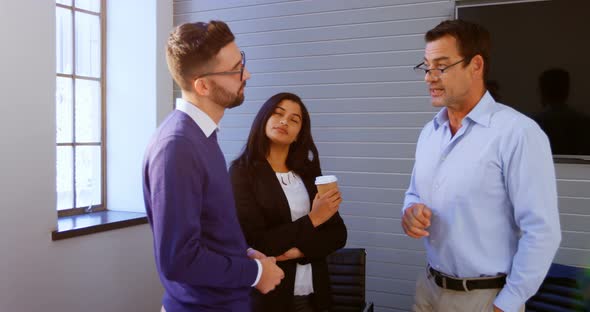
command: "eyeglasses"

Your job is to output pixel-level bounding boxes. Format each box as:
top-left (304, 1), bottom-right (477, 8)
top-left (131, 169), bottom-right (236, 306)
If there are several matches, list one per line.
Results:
top-left (413, 58), bottom-right (466, 78)
top-left (197, 51), bottom-right (246, 81)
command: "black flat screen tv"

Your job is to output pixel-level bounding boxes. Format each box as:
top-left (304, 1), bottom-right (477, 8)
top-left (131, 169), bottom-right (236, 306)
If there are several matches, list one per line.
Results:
top-left (457, 0), bottom-right (590, 163)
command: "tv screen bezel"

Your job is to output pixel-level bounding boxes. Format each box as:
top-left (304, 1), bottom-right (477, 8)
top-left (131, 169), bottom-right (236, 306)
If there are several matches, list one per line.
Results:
top-left (455, 0), bottom-right (590, 164)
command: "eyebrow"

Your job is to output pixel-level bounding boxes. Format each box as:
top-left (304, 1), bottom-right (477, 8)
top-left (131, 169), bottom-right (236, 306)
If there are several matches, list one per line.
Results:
top-left (276, 106), bottom-right (302, 119)
top-left (423, 56), bottom-right (451, 63)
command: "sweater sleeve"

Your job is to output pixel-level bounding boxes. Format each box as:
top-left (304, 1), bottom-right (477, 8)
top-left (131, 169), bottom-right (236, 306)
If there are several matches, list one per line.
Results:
top-left (148, 138), bottom-right (258, 288)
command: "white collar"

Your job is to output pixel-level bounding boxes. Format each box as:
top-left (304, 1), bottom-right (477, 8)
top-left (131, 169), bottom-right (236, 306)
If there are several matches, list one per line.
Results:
top-left (175, 98), bottom-right (219, 138)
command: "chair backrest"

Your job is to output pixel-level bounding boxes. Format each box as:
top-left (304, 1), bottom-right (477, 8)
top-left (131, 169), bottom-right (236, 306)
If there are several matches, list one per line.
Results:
top-left (526, 263), bottom-right (590, 312)
top-left (326, 248), bottom-right (369, 312)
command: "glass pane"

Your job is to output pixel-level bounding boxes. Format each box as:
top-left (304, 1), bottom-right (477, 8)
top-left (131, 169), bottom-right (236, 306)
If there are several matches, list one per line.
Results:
top-left (75, 0), bottom-right (100, 13)
top-left (57, 146), bottom-right (74, 210)
top-left (56, 77), bottom-right (73, 143)
top-left (56, 0), bottom-right (72, 6)
top-left (75, 146), bottom-right (102, 208)
top-left (56, 7), bottom-right (73, 74)
top-left (75, 12), bottom-right (100, 77)
top-left (75, 79), bottom-right (101, 142)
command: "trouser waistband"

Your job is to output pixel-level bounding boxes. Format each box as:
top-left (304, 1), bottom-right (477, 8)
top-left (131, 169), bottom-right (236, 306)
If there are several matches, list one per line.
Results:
top-left (428, 265), bottom-right (506, 292)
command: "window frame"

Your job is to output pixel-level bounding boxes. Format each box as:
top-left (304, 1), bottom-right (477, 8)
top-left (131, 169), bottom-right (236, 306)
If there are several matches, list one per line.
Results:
top-left (56, 0), bottom-right (107, 217)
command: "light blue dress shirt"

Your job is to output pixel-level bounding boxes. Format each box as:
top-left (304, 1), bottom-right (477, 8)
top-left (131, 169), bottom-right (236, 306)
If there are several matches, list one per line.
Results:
top-left (403, 92), bottom-right (561, 312)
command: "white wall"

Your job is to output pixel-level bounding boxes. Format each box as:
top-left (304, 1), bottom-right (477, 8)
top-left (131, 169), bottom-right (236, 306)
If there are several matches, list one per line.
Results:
top-left (107, 0), bottom-right (173, 212)
top-left (0, 0), bottom-right (168, 310)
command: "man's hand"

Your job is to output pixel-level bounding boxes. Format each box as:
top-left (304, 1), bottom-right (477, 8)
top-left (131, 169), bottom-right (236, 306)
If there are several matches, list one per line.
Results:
top-left (493, 305), bottom-right (503, 312)
top-left (276, 247), bottom-right (304, 262)
top-left (246, 248), bottom-right (266, 260)
top-left (255, 257), bottom-right (284, 294)
top-left (401, 203), bottom-right (432, 238)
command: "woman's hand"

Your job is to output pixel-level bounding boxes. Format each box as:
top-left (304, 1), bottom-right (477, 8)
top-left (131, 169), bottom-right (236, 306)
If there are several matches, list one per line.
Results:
top-left (276, 247), bottom-right (304, 261)
top-left (309, 188), bottom-right (342, 227)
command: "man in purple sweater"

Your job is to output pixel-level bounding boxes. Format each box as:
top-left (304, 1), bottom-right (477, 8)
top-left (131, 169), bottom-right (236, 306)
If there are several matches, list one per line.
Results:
top-left (143, 21), bottom-right (284, 312)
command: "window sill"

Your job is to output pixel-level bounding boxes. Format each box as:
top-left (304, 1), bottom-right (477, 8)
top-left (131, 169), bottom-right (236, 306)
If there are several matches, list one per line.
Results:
top-left (52, 210), bottom-right (148, 241)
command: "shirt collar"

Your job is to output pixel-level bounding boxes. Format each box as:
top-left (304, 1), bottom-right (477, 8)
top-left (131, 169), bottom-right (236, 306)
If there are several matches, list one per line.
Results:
top-left (432, 91), bottom-right (498, 130)
top-left (464, 91), bottom-right (497, 128)
top-left (175, 98), bottom-right (219, 138)
top-left (433, 108), bottom-right (450, 130)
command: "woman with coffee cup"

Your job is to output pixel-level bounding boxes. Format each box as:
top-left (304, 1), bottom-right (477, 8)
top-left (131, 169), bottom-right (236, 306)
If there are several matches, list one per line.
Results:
top-left (230, 92), bottom-right (347, 312)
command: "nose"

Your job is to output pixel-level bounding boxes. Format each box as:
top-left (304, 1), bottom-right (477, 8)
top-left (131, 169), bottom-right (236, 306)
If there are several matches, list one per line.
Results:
top-left (279, 120), bottom-right (287, 126)
top-left (424, 71), bottom-right (439, 83)
top-left (243, 67), bottom-right (251, 81)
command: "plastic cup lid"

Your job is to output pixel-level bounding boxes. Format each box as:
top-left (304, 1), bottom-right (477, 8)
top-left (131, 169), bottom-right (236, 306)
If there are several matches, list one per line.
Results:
top-left (315, 175), bottom-right (338, 185)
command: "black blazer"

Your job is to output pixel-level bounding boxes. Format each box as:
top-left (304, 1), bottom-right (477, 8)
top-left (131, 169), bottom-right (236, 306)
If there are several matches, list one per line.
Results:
top-left (229, 160), bottom-right (347, 312)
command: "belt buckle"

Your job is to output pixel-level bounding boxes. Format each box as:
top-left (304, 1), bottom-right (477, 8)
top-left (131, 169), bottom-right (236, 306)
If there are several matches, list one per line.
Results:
top-left (462, 279), bottom-right (471, 292)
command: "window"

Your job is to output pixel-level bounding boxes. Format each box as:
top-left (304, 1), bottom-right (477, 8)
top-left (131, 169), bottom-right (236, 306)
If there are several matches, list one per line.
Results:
top-left (55, 0), bottom-right (105, 216)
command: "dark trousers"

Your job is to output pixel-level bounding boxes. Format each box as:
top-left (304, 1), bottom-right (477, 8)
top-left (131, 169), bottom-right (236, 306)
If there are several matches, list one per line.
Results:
top-left (293, 295), bottom-right (315, 312)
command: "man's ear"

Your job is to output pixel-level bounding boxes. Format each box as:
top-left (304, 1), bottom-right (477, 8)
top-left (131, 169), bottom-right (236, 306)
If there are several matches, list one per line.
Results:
top-left (471, 55), bottom-right (484, 78)
top-left (193, 78), bottom-right (210, 96)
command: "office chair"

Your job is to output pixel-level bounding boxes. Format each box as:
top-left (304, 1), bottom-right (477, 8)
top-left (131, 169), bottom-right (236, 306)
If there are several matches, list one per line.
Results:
top-left (327, 248), bottom-right (374, 312)
top-left (526, 263), bottom-right (590, 312)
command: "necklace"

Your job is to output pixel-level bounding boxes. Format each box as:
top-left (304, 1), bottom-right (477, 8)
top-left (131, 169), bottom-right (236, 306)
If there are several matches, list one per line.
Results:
top-left (278, 172), bottom-right (295, 186)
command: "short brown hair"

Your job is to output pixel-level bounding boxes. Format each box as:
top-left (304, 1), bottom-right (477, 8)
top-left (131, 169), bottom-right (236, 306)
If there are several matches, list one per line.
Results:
top-left (425, 19), bottom-right (491, 81)
top-left (166, 20), bottom-right (235, 91)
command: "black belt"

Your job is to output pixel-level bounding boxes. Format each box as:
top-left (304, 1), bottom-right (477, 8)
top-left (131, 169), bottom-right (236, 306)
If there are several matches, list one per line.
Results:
top-left (428, 266), bottom-right (506, 292)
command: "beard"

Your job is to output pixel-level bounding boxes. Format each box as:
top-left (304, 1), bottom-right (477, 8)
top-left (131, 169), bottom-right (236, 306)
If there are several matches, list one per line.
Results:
top-left (210, 80), bottom-right (246, 109)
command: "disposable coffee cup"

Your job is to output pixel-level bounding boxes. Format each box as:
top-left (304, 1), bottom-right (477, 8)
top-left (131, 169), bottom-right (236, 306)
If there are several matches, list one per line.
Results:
top-left (315, 175), bottom-right (338, 196)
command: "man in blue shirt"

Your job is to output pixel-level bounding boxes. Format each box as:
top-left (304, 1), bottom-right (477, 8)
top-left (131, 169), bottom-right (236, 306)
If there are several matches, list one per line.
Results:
top-left (143, 21), bottom-right (284, 311)
top-left (402, 20), bottom-right (561, 312)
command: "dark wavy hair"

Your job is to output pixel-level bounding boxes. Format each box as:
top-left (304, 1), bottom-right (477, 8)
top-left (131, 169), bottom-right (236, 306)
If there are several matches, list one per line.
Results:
top-left (232, 92), bottom-right (320, 178)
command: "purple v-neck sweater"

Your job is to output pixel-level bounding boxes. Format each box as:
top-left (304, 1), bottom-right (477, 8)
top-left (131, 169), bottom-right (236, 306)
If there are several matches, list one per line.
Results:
top-left (143, 110), bottom-right (257, 311)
